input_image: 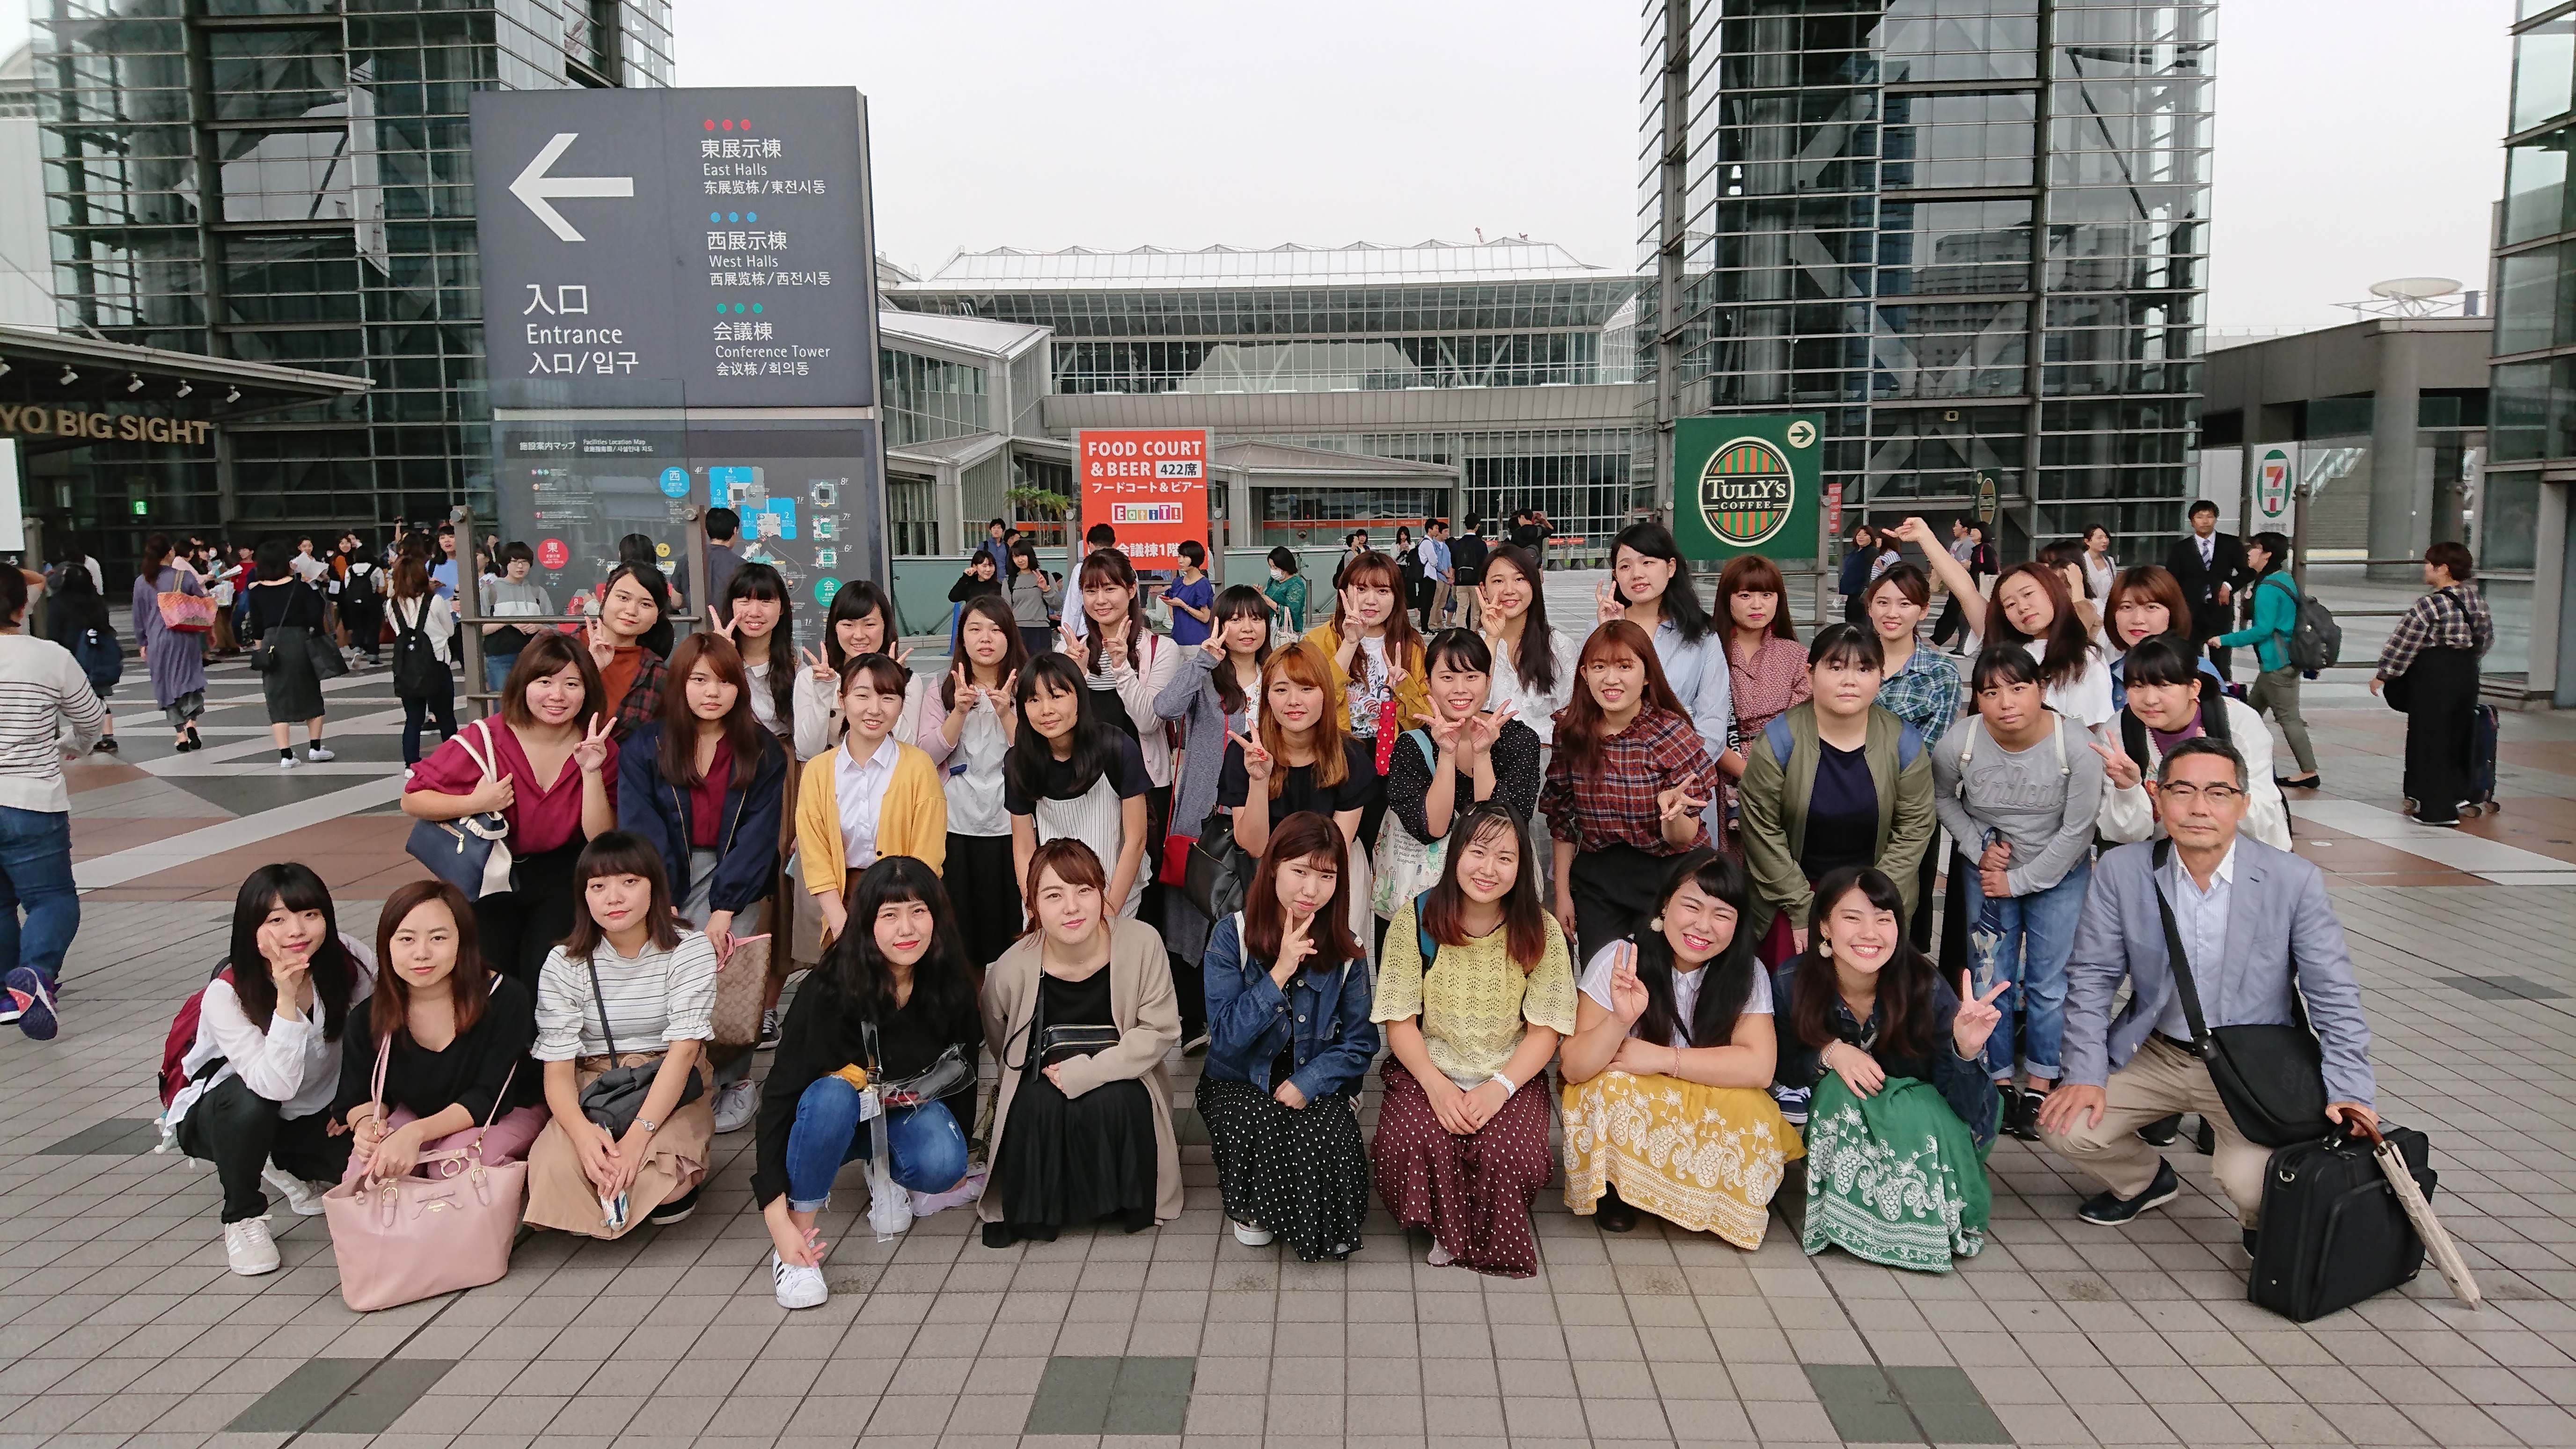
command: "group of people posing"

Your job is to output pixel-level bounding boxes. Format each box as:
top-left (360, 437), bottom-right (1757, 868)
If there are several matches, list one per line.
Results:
top-left (150, 512), bottom-right (2389, 1309)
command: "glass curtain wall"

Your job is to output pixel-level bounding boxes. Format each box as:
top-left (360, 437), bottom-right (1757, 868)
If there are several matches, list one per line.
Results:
top-left (2495, 4), bottom-right (2576, 504)
top-left (1639, 0), bottom-right (2210, 563)
top-left (35, 0), bottom-right (671, 542)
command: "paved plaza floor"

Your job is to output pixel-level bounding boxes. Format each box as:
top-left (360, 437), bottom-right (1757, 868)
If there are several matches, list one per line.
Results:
top-left (5, 589), bottom-right (2576, 1448)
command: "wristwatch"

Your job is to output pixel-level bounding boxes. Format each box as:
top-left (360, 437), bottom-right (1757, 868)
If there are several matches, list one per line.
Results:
top-left (634, 1117), bottom-right (660, 1135)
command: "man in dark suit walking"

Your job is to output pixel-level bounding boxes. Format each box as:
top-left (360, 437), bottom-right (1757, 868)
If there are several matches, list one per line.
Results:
top-left (2163, 500), bottom-right (2248, 676)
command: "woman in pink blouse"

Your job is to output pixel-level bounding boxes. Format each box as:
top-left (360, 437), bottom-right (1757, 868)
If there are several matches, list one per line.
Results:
top-left (1718, 554), bottom-right (1808, 845)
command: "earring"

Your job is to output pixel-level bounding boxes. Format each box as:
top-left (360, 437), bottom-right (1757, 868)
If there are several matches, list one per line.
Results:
top-left (1816, 937), bottom-right (1831, 959)
top-left (1647, 916), bottom-right (1664, 933)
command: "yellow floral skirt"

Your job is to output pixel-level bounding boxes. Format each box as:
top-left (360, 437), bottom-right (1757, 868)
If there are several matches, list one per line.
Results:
top-left (1560, 1071), bottom-right (1804, 1249)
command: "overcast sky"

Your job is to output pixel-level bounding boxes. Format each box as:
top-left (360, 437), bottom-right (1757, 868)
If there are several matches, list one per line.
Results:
top-left (0, 1), bottom-right (2521, 330)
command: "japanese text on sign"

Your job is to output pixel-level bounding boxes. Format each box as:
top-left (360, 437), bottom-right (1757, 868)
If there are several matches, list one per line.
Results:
top-left (1078, 428), bottom-right (1210, 570)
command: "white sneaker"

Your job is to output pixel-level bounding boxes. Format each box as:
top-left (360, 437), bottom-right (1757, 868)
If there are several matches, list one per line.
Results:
top-left (224, 1215), bottom-right (280, 1275)
top-left (711, 1077), bottom-right (758, 1134)
top-left (262, 1164), bottom-right (329, 1216)
top-left (1232, 1220), bottom-right (1274, 1247)
top-left (277, 754), bottom-right (299, 769)
top-left (305, 744), bottom-right (335, 762)
top-left (909, 1168), bottom-right (987, 1218)
top-left (772, 1252), bottom-right (827, 1310)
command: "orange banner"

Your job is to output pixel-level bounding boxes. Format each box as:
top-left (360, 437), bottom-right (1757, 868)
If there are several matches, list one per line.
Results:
top-left (1077, 427), bottom-right (1209, 570)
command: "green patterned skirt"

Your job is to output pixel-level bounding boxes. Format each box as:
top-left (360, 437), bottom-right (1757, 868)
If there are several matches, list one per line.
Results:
top-left (1800, 1073), bottom-right (1991, 1273)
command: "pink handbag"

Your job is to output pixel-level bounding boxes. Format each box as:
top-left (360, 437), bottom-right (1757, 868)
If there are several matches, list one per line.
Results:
top-left (322, 1040), bottom-right (526, 1311)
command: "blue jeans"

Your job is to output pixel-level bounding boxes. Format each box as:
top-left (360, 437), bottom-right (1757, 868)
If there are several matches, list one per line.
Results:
top-left (783, 1076), bottom-right (970, 1211)
top-left (1964, 852), bottom-right (2090, 1084)
top-left (0, 807), bottom-right (77, 988)
top-left (484, 653), bottom-right (516, 695)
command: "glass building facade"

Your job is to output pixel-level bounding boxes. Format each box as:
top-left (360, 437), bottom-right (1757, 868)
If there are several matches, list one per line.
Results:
top-left (30, 0), bottom-right (671, 546)
top-left (887, 242), bottom-right (1643, 546)
top-left (1638, 0), bottom-right (2211, 561)
top-left (2496, 4), bottom-right (2576, 484)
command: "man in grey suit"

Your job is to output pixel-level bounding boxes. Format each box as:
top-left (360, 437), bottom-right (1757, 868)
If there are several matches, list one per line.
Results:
top-left (2037, 738), bottom-right (2378, 1243)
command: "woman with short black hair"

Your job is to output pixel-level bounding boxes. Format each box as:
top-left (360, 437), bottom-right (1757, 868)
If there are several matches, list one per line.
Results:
top-left (241, 537), bottom-right (334, 767)
top-left (1007, 652), bottom-right (1151, 922)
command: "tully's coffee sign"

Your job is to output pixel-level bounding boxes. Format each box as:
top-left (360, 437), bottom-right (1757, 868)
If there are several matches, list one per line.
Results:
top-left (0, 404), bottom-right (216, 446)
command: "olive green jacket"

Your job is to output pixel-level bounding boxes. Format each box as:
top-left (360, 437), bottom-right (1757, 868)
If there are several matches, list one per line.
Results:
top-left (1737, 701), bottom-right (1938, 939)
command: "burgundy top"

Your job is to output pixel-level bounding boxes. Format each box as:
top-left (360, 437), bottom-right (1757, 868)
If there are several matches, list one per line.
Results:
top-left (403, 719), bottom-right (618, 856)
top-left (687, 746), bottom-right (732, 849)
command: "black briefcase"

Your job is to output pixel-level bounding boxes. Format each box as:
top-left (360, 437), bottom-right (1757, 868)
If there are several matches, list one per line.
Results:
top-left (2249, 1126), bottom-right (2437, 1322)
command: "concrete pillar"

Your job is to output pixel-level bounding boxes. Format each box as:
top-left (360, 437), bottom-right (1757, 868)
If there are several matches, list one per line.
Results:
top-left (2366, 328), bottom-right (2424, 581)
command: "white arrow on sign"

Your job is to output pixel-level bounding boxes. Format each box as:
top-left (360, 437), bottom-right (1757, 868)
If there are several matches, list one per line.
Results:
top-left (509, 132), bottom-right (633, 242)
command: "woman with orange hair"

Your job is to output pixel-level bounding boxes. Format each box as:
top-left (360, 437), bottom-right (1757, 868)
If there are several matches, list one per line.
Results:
top-left (1218, 641), bottom-right (1379, 860)
top-left (1538, 620), bottom-right (1724, 964)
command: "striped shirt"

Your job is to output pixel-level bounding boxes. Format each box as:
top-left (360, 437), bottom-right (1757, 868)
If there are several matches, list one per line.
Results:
top-left (0, 635), bottom-right (106, 812)
top-left (533, 929), bottom-right (719, 1061)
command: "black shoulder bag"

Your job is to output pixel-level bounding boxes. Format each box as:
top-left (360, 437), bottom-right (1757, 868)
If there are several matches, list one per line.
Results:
top-left (577, 953), bottom-right (705, 1134)
top-left (2148, 839), bottom-right (2328, 1147)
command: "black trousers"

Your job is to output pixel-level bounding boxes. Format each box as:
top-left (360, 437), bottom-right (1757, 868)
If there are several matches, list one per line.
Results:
top-left (1931, 594), bottom-right (1966, 647)
top-left (1349, 737), bottom-right (1390, 856)
top-left (178, 1076), bottom-right (350, 1222)
top-left (473, 839), bottom-right (584, 996)
top-left (1911, 838), bottom-right (1940, 952)
top-left (2400, 646), bottom-right (2481, 821)
top-left (1937, 846), bottom-right (1970, 977)
top-left (947, 831), bottom-right (1020, 976)
top-left (1567, 842), bottom-right (1668, 968)
top-left (401, 689), bottom-right (459, 767)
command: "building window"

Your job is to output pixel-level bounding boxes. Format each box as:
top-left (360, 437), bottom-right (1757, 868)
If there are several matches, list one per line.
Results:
top-left (887, 475), bottom-right (937, 556)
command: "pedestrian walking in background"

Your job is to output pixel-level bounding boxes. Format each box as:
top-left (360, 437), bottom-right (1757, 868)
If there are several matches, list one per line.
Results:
top-left (2163, 500), bottom-right (2248, 677)
top-left (703, 507), bottom-right (744, 624)
top-left (1262, 546), bottom-right (1308, 636)
top-left (479, 542), bottom-right (555, 695)
top-left (2211, 532), bottom-right (2320, 790)
top-left (1449, 515), bottom-right (1489, 631)
top-left (132, 532), bottom-right (210, 753)
top-left (44, 563), bottom-right (119, 755)
top-left (2371, 542), bottom-right (2493, 827)
top-left (330, 533), bottom-right (383, 667)
top-left (2080, 525), bottom-right (2117, 606)
top-left (240, 540), bottom-right (334, 768)
top-left (1007, 538), bottom-right (1056, 658)
top-left (1837, 521), bottom-right (1879, 624)
top-left (386, 553), bottom-right (458, 768)
top-left (0, 564), bottom-right (105, 1040)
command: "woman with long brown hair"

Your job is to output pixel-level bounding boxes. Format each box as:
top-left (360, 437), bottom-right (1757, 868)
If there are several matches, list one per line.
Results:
top-left (1301, 549), bottom-right (1429, 852)
top-left (386, 550), bottom-right (458, 768)
top-left (1153, 582), bottom-right (1273, 1048)
top-left (2100, 564), bottom-right (2224, 710)
top-left (1199, 810), bottom-right (1377, 1260)
top-left (1218, 640), bottom-right (1378, 860)
top-left (523, 832), bottom-right (719, 1237)
top-left (619, 632), bottom-right (789, 1134)
top-left (337, 880), bottom-right (547, 1186)
top-left (1370, 799), bottom-right (1577, 1276)
top-left (1772, 866), bottom-right (2005, 1272)
top-left (1538, 619), bottom-right (1723, 964)
top-left (1892, 517), bottom-right (2114, 735)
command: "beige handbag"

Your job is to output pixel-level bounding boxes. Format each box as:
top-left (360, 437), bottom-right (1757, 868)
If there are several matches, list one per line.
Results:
top-left (322, 1041), bottom-right (524, 1312)
top-left (709, 898), bottom-right (772, 1048)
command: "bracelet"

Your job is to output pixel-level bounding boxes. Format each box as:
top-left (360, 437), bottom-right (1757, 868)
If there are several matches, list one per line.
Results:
top-left (634, 1117), bottom-right (659, 1135)
top-left (1488, 1072), bottom-right (1516, 1095)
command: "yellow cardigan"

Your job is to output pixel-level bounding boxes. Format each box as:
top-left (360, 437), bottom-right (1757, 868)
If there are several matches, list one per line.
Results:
top-left (1299, 621), bottom-right (1431, 733)
top-left (794, 740), bottom-right (948, 895)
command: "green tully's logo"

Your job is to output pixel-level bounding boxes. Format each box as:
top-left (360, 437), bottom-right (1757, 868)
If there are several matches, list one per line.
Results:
top-left (1697, 437), bottom-right (1796, 547)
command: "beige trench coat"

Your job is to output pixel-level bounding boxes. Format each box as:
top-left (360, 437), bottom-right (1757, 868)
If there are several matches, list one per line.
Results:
top-left (978, 917), bottom-right (1185, 1226)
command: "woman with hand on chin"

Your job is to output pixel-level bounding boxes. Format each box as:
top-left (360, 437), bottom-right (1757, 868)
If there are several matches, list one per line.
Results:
top-left (1773, 866), bottom-right (2006, 1272)
top-left (522, 833), bottom-right (719, 1237)
top-left (1007, 653), bottom-right (1152, 922)
top-left (1154, 585), bottom-right (1273, 1046)
top-left (795, 653), bottom-right (949, 944)
top-left (919, 595), bottom-right (1028, 973)
top-left (1596, 522), bottom-right (1735, 800)
top-left (1199, 811), bottom-right (1378, 1260)
top-left (1370, 800), bottom-right (1577, 1276)
top-left (980, 838), bottom-right (1182, 1248)
top-left (1219, 641), bottom-right (1377, 860)
top-left (754, 857), bottom-right (985, 1309)
top-left (1538, 620), bottom-right (1722, 965)
top-left (1560, 849), bottom-right (1797, 1246)
top-left (1736, 624), bottom-right (1936, 966)
top-left (402, 633), bottom-right (617, 991)
top-left (584, 563), bottom-right (673, 740)
top-left (338, 881), bottom-right (547, 1190)
top-left (1302, 550), bottom-right (1428, 852)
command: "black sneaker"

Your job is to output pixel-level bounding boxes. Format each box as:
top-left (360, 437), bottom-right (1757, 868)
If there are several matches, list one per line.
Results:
top-left (2078, 1159), bottom-right (2180, 1225)
top-left (2194, 1118), bottom-right (2217, 1156)
top-left (1997, 1085), bottom-right (2040, 1141)
top-left (2137, 1112), bottom-right (2183, 1147)
top-left (2017, 1088), bottom-right (2050, 1141)
top-left (757, 1009), bottom-right (782, 1050)
top-left (646, 1186), bottom-right (699, 1225)
top-left (93, 737), bottom-right (117, 754)
top-left (1595, 1184), bottom-right (1639, 1234)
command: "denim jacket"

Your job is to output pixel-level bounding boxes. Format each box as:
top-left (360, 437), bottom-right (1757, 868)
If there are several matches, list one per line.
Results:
top-left (1202, 911), bottom-right (1379, 1100)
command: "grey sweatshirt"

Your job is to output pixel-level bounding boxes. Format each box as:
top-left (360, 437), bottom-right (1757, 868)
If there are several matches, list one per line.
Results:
top-left (1929, 714), bottom-right (2105, 896)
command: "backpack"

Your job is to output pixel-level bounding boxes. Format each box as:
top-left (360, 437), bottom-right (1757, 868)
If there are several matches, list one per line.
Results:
top-left (341, 559), bottom-right (378, 603)
top-left (1763, 712), bottom-right (1925, 777)
top-left (69, 626), bottom-right (122, 690)
top-left (158, 963), bottom-right (234, 1108)
top-left (390, 596), bottom-right (451, 697)
top-left (2263, 574), bottom-right (2340, 673)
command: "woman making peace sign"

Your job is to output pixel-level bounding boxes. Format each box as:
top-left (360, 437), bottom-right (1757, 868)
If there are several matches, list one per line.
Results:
top-left (402, 632), bottom-right (619, 990)
top-left (1301, 550), bottom-right (1429, 852)
top-left (919, 594), bottom-right (1028, 970)
top-left (585, 564), bottom-right (673, 740)
top-left (1773, 866), bottom-right (2006, 1273)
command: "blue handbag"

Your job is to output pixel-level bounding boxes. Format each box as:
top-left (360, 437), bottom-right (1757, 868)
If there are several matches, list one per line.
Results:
top-left (403, 720), bottom-right (516, 897)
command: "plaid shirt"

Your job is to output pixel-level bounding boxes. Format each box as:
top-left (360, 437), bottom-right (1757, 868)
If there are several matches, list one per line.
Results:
top-left (610, 652), bottom-right (669, 740)
top-left (1875, 646), bottom-right (1963, 746)
top-left (2377, 583), bottom-right (2494, 680)
top-left (1540, 705), bottom-right (1720, 853)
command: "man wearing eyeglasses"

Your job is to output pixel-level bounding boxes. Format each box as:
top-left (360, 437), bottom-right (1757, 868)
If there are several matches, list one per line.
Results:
top-left (2037, 737), bottom-right (2377, 1251)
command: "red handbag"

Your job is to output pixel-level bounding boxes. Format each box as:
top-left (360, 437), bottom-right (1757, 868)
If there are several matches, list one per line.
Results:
top-left (1159, 831), bottom-right (1196, 887)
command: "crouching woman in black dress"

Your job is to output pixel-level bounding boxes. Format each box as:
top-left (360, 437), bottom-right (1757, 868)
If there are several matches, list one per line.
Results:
top-left (980, 837), bottom-right (1183, 1247)
top-left (1199, 809), bottom-right (1379, 1259)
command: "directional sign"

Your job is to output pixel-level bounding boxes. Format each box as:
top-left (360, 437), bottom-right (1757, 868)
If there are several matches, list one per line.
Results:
top-left (472, 88), bottom-right (878, 410)
top-left (508, 132), bottom-right (636, 242)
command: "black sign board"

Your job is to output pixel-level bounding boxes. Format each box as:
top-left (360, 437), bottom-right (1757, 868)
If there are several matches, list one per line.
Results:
top-left (472, 88), bottom-right (879, 410)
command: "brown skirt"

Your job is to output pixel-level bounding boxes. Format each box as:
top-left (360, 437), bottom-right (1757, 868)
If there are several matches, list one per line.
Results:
top-left (522, 1053), bottom-right (714, 1238)
top-left (1371, 1059), bottom-right (1553, 1278)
